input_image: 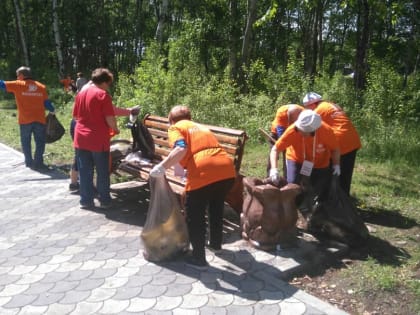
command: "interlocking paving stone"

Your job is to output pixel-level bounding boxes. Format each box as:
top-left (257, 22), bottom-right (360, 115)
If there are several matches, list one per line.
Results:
top-left (112, 285), bottom-right (143, 300)
top-left (59, 290), bottom-right (91, 304)
top-left (31, 291), bottom-right (65, 306)
top-left (0, 142), bottom-right (349, 315)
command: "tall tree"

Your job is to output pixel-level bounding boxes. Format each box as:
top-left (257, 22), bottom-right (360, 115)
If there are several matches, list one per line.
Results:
top-left (52, 0), bottom-right (64, 77)
top-left (354, 0), bottom-right (370, 91)
top-left (240, 0), bottom-right (258, 91)
top-left (13, 0), bottom-right (29, 66)
top-left (154, 0), bottom-right (169, 47)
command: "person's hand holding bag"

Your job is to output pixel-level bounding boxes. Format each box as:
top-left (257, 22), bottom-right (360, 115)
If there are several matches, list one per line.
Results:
top-left (150, 163), bottom-right (166, 177)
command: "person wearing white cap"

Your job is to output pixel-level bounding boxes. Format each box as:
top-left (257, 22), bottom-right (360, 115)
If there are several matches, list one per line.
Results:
top-left (269, 110), bottom-right (340, 202)
top-left (302, 92), bottom-right (361, 195)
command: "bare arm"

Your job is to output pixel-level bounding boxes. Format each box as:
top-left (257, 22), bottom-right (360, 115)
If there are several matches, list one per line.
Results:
top-left (105, 115), bottom-right (119, 134)
top-left (270, 146), bottom-right (280, 170)
top-left (160, 146), bottom-right (187, 169)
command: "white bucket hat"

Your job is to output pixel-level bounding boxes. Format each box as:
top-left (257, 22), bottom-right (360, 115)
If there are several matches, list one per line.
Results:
top-left (295, 110), bottom-right (322, 133)
top-left (302, 92), bottom-right (322, 106)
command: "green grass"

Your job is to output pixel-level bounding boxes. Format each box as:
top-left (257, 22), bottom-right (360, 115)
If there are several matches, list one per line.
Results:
top-left (1, 97), bottom-right (419, 313)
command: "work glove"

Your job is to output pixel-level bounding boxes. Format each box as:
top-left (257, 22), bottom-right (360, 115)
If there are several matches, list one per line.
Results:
top-left (269, 168), bottom-right (280, 185)
top-left (332, 164), bottom-right (341, 176)
top-left (150, 163), bottom-right (166, 177)
top-left (130, 105), bottom-right (140, 116)
top-left (129, 106), bottom-right (140, 123)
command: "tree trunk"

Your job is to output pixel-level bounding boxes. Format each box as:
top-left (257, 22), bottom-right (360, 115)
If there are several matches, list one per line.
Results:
top-left (155, 0), bottom-right (168, 46)
top-left (241, 0), bottom-right (257, 69)
top-left (304, 1), bottom-right (323, 79)
top-left (52, 0), bottom-right (64, 77)
top-left (354, 0), bottom-right (370, 92)
top-left (13, 0), bottom-right (29, 66)
top-left (228, 0), bottom-right (240, 81)
top-left (240, 0), bottom-right (258, 92)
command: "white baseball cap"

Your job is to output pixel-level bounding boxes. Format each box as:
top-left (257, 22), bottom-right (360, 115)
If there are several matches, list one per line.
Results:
top-left (295, 110), bottom-right (322, 133)
top-left (302, 92), bottom-right (322, 106)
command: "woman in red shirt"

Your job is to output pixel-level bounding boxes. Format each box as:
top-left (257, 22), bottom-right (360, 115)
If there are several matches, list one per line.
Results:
top-left (72, 68), bottom-right (119, 209)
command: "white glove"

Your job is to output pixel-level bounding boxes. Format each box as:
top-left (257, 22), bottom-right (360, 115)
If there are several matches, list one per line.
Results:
top-left (332, 164), bottom-right (341, 176)
top-left (150, 163), bottom-right (166, 177)
top-left (129, 105), bottom-right (140, 123)
top-left (269, 168), bottom-right (280, 185)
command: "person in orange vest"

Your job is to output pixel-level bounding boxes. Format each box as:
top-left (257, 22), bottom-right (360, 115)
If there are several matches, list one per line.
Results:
top-left (0, 66), bottom-right (55, 171)
top-left (269, 110), bottom-right (340, 203)
top-left (150, 105), bottom-right (236, 270)
top-left (60, 75), bottom-right (75, 92)
top-left (302, 92), bottom-right (361, 195)
top-left (267, 104), bottom-right (304, 175)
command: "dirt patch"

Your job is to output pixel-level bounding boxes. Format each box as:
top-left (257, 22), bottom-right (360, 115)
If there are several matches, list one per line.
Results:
top-left (290, 264), bottom-right (417, 315)
top-left (288, 212), bottom-right (420, 315)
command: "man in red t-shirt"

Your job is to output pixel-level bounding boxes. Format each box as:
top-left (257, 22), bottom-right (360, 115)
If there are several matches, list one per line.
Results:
top-left (0, 66), bottom-right (55, 170)
top-left (72, 68), bottom-right (119, 209)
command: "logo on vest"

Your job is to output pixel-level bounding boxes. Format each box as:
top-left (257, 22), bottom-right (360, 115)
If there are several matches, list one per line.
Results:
top-left (28, 84), bottom-right (38, 92)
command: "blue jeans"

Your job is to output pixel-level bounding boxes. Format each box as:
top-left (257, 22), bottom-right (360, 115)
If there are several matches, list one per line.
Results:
top-left (19, 122), bottom-right (46, 167)
top-left (76, 149), bottom-right (111, 206)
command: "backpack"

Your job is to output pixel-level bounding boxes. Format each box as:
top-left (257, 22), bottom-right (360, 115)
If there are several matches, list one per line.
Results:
top-left (130, 117), bottom-right (155, 160)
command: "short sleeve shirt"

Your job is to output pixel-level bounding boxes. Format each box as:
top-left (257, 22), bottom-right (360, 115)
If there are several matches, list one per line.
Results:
top-left (315, 101), bottom-right (361, 154)
top-left (168, 120), bottom-right (236, 191)
top-left (72, 85), bottom-right (115, 152)
top-left (270, 104), bottom-right (304, 134)
top-left (5, 80), bottom-right (48, 124)
top-left (275, 122), bottom-right (339, 168)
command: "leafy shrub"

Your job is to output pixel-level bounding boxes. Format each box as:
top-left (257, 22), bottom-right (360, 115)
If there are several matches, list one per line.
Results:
top-left (115, 39), bottom-right (419, 165)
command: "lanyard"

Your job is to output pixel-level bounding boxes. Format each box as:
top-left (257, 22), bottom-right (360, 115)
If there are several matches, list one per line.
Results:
top-left (303, 133), bottom-right (316, 162)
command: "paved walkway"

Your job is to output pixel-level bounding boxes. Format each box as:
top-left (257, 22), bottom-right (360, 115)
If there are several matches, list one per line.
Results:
top-left (0, 142), bottom-right (348, 315)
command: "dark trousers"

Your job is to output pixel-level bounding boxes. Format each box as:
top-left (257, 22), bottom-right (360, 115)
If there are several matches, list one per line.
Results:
top-left (184, 178), bottom-right (235, 262)
top-left (286, 159), bottom-right (331, 202)
top-left (340, 149), bottom-right (358, 195)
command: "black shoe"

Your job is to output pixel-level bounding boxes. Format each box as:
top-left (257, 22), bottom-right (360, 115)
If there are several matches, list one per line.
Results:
top-left (98, 201), bottom-right (112, 209)
top-left (185, 256), bottom-right (208, 271)
top-left (80, 202), bottom-right (95, 210)
top-left (207, 245), bottom-right (223, 254)
top-left (31, 164), bottom-right (52, 172)
top-left (69, 182), bottom-right (80, 191)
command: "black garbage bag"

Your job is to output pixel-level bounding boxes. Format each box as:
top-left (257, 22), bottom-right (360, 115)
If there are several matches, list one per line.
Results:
top-left (45, 113), bottom-right (65, 143)
top-left (130, 116), bottom-right (155, 160)
top-left (141, 176), bottom-right (189, 261)
top-left (308, 176), bottom-right (369, 247)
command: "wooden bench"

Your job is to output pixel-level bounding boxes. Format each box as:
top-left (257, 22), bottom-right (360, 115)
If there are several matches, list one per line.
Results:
top-left (117, 114), bottom-right (248, 212)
